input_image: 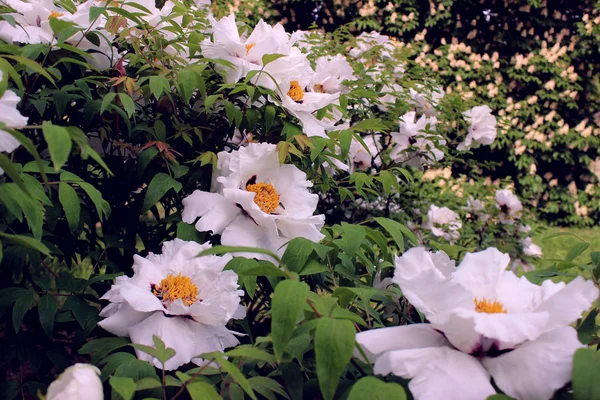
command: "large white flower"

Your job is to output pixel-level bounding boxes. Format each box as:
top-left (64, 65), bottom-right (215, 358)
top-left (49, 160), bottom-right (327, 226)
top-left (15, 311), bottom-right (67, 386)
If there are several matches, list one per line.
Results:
top-left (182, 143), bottom-right (325, 259)
top-left (0, 0), bottom-right (58, 44)
top-left (356, 246), bottom-right (598, 400)
top-left (409, 85), bottom-right (443, 117)
top-left (201, 14), bottom-right (306, 86)
top-left (307, 55), bottom-right (354, 94)
top-left (46, 364), bottom-right (103, 400)
top-left (98, 239), bottom-right (245, 370)
top-left (422, 205), bottom-right (461, 242)
top-left (495, 189), bottom-right (523, 224)
top-left (458, 105), bottom-right (497, 150)
top-left (390, 111), bottom-right (444, 169)
top-left (0, 71), bottom-right (28, 173)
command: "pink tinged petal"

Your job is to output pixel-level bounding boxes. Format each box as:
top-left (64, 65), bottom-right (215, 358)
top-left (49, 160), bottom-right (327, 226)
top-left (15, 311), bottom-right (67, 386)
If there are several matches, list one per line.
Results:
top-left (534, 276), bottom-right (599, 331)
top-left (98, 303), bottom-right (150, 337)
top-left (452, 247), bottom-right (511, 299)
top-left (374, 346), bottom-right (496, 400)
top-left (392, 247), bottom-right (471, 318)
top-left (355, 324), bottom-right (449, 363)
top-left (128, 312), bottom-right (198, 370)
top-left (119, 281), bottom-right (164, 313)
top-left (482, 327), bottom-right (583, 400)
top-left (181, 191), bottom-right (240, 235)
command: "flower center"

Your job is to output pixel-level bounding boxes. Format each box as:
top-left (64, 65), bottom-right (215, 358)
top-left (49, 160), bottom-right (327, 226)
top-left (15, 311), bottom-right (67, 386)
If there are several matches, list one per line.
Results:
top-left (245, 43), bottom-right (255, 56)
top-left (48, 11), bottom-right (64, 19)
top-left (246, 182), bottom-right (280, 214)
top-left (288, 80), bottom-right (305, 102)
top-left (152, 273), bottom-right (198, 306)
top-left (474, 298), bottom-right (506, 314)
top-left (313, 83), bottom-right (325, 93)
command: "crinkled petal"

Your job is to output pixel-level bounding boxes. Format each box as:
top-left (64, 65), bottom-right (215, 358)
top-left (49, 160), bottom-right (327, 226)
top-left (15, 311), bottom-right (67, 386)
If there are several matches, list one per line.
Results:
top-left (98, 303), bottom-right (150, 337)
top-left (182, 191), bottom-right (240, 234)
top-left (482, 327), bottom-right (583, 400)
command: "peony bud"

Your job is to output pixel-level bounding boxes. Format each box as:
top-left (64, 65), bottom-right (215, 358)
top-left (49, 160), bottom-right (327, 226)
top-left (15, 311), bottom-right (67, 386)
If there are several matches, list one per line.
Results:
top-left (46, 364), bottom-right (103, 400)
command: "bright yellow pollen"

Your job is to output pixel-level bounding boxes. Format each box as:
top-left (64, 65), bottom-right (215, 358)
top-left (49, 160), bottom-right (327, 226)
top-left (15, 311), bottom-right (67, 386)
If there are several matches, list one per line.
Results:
top-left (48, 11), bottom-right (64, 19)
top-left (287, 80), bottom-right (305, 102)
top-left (245, 43), bottom-right (255, 55)
top-left (474, 298), bottom-right (507, 314)
top-left (313, 83), bottom-right (325, 93)
top-left (154, 273), bottom-right (198, 306)
top-left (246, 182), bottom-right (280, 214)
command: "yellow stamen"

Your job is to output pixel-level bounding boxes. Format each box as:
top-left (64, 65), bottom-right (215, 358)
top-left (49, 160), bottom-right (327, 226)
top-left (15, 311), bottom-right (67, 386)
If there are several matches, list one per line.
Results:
top-left (154, 273), bottom-right (198, 306)
top-left (246, 182), bottom-right (280, 214)
top-left (245, 43), bottom-right (255, 56)
top-left (287, 80), bottom-right (305, 102)
top-left (48, 11), bottom-right (64, 19)
top-left (474, 298), bottom-right (507, 314)
top-left (313, 83), bottom-right (325, 93)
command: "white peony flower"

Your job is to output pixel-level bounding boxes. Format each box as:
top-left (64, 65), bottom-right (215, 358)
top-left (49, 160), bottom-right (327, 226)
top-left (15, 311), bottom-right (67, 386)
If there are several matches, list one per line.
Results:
top-left (376, 83), bottom-right (402, 112)
top-left (422, 205), bottom-right (462, 242)
top-left (458, 105), bottom-right (497, 150)
top-left (349, 31), bottom-right (393, 59)
top-left (182, 143), bottom-right (325, 259)
top-left (462, 196), bottom-right (490, 222)
top-left (0, 0), bottom-right (59, 44)
top-left (98, 239), bottom-right (245, 370)
top-left (390, 111), bottom-right (444, 169)
top-left (201, 14), bottom-right (305, 86)
top-left (307, 55), bottom-right (354, 94)
top-left (0, 71), bottom-right (28, 175)
top-left (495, 189), bottom-right (523, 224)
top-left (46, 363), bottom-right (103, 400)
top-left (521, 237), bottom-right (543, 257)
top-left (356, 246), bottom-right (598, 400)
top-left (408, 85), bottom-right (443, 117)
top-left (349, 135), bottom-right (382, 172)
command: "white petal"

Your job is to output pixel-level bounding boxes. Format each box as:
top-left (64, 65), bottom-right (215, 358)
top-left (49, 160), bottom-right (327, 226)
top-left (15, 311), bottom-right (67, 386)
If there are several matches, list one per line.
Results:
top-left (0, 129), bottom-right (21, 153)
top-left (392, 247), bottom-right (470, 318)
top-left (221, 215), bottom-right (288, 259)
top-left (374, 346), bottom-right (495, 400)
top-left (119, 281), bottom-right (164, 313)
top-left (97, 303), bottom-right (150, 337)
top-left (190, 324), bottom-right (241, 366)
top-left (355, 324), bottom-right (449, 363)
top-left (534, 276), bottom-right (599, 331)
top-left (452, 247), bottom-right (511, 299)
top-left (128, 312), bottom-right (197, 370)
top-left (182, 191), bottom-right (240, 235)
top-left (482, 327), bottom-right (583, 400)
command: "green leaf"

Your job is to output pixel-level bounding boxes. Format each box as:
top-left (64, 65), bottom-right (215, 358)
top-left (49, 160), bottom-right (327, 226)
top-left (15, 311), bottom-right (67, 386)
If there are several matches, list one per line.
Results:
top-left (261, 53), bottom-right (286, 66)
top-left (12, 290), bottom-right (35, 334)
top-left (99, 353), bottom-right (136, 382)
top-left (42, 121), bottom-right (72, 171)
top-left (100, 92), bottom-right (116, 114)
top-left (186, 380), bottom-right (221, 400)
top-left (347, 377), bottom-right (406, 400)
top-left (135, 377), bottom-right (162, 390)
top-left (315, 317), bottom-right (355, 400)
top-left (141, 173), bottom-right (182, 213)
top-left (573, 348), bottom-right (600, 400)
top-left (213, 357), bottom-right (257, 400)
top-left (0, 232), bottom-right (49, 255)
top-left (271, 280), bottom-right (310, 362)
top-left (149, 75), bottom-right (170, 100)
top-left (38, 295), bottom-right (57, 338)
top-left (374, 217), bottom-right (405, 252)
top-left (225, 345), bottom-right (276, 365)
top-left (109, 376), bottom-right (136, 400)
top-left (114, 359), bottom-right (158, 381)
top-left (578, 309), bottom-right (599, 345)
top-left (334, 223), bottom-right (365, 257)
top-left (79, 337), bottom-right (130, 363)
top-left (78, 181), bottom-right (111, 220)
top-left (351, 118), bottom-right (388, 132)
top-left (566, 242), bottom-right (589, 262)
top-left (0, 153), bottom-right (29, 195)
top-left (178, 68), bottom-right (196, 104)
top-left (198, 245), bottom-right (282, 265)
top-left (118, 93), bottom-right (135, 118)
top-left (58, 182), bottom-right (80, 232)
top-left (281, 238), bottom-right (314, 273)
top-left (264, 105), bottom-right (275, 132)
top-left (248, 377), bottom-right (290, 400)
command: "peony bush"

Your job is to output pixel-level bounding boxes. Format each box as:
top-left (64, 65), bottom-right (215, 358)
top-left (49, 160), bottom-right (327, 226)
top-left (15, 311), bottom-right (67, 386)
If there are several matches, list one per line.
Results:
top-left (0, 1), bottom-right (599, 399)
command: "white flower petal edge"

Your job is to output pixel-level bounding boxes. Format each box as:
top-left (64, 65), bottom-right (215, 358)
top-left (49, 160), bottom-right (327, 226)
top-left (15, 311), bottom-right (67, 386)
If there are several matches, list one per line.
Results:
top-left (46, 363), bottom-right (103, 400)
top-left (99, 239), bottom-right (244, 370)
top-left (482, 327), bottom-right (583, 400)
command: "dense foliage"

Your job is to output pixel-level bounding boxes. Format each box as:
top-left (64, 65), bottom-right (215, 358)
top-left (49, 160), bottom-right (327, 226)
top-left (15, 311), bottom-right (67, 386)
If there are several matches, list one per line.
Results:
top-left (237, 0), bottom-right (600, 226)
top-left (0, 1), bottom-right (599, 400)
